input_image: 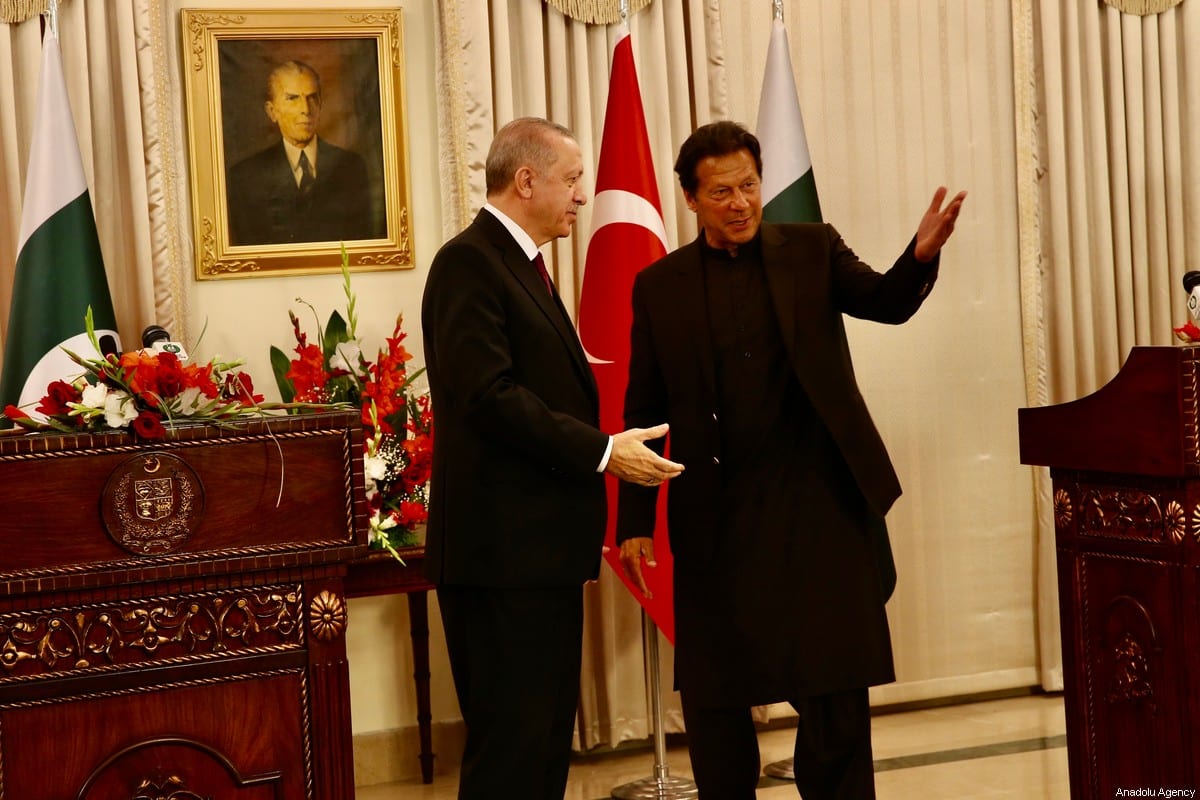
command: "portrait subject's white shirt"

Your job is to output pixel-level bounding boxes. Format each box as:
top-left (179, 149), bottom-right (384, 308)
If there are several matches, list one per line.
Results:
top-left (283, 139), bottom-right (319, 186)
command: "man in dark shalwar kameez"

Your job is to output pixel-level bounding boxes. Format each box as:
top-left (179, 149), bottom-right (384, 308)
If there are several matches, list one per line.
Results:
top-left (616, 121), bottom-right (966, 799)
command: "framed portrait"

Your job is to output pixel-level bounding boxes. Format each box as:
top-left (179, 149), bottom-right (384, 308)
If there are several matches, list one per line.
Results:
top-left (181, 8), bottom-right (414, 279)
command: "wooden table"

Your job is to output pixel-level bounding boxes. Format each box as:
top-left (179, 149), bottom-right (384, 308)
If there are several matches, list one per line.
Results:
top-left (345, 547), bottom-right (437, 784)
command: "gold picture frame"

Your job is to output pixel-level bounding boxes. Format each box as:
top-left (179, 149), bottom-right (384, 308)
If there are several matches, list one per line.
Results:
top-left (181, 8), bottom-right (413, 279)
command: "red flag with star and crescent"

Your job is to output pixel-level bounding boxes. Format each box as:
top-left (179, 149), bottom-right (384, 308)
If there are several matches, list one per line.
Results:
top-left (577, 26), bottom-right (675, 643)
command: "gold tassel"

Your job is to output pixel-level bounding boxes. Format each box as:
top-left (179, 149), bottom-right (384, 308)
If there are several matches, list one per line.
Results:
top-left (542, 0), bottom-right (652, 26)
top-left (0, 0), bottom-right (50, 25)
top-left (1101, 0), bottom-right (1185, 15)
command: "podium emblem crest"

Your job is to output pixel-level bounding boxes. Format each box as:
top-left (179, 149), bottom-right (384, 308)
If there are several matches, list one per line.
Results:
top-left (102, 453), bottom-right (204, 555)
top-left (133, 477), bottom-right (174, 521)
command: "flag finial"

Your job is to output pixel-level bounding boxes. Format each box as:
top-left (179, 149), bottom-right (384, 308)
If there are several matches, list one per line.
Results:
top-left (620, 0), bottom-right (629, 25)
top-left (45, 0), bottom-right (57, 37)
top-left (772, 0), bottom-right (784, 23)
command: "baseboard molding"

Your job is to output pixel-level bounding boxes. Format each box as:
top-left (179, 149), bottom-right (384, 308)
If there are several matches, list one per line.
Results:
top-left (353, 720), bottom-right (466, 787)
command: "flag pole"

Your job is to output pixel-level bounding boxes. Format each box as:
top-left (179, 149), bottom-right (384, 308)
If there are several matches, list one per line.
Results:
top-left (762, 0), bottom-right (797, 784)
top-left (610, 610), bottom-right (698, 800)
top-left (46, 0), bottom-right (58, 38)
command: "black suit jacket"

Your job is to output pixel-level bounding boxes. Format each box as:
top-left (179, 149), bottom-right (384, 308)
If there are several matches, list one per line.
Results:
top-left (616, 222), bottom-right (938, 700)
top-left (421, 210), bottom-right (610, 588)
top-left (618, 222), bottom-right (936, 566)
top-left (226, 138), bottom-right (377, 246)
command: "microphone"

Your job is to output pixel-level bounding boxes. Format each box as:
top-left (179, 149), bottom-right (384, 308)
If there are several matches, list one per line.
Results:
top-left (140, 325), bottom-right (189, 360)
top-left (1184, 272), bottom-right (1200, 320)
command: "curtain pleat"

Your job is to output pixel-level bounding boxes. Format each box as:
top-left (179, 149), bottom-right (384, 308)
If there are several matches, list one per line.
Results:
top-left (1018, 0), bottom-right (1200, 689)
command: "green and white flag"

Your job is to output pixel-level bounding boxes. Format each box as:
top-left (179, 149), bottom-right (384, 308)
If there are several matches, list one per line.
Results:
top-left (1, 31), bottom-right (120, 423)
top-left (756, 18), bottom-right (822, 223)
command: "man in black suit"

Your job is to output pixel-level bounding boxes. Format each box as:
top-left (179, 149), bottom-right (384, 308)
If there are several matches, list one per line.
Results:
top-left (617, 121), bottom-right (966, 799)
top-left (226, 60), bottom-right (378, 246)
top-left (421, 117), bottom-right (684, 800)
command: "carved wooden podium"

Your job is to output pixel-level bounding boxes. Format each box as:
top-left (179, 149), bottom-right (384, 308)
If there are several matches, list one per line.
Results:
top-left (1019, 346), bottom-right (1200, 797)
top-left (0, 410), bottom-right (367, 799)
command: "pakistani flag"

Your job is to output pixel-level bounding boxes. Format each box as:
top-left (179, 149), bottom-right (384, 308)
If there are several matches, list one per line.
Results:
top-left (756, 18), bottom-right (822, 223)
top-left (1, 32), bottom-right (120, 423)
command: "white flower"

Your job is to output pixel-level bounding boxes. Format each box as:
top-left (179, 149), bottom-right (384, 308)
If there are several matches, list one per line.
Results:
top-left (102, 390), bottom-right (139, 428)
top-left (174, 386), bottom-right (205, 415)
top-left (363, 451), bottom-right (387, 495)
top-left (79, 382), bottom-right (109, 408)
top-left (367, 510), bottom-right (398, 545)
top-left (330, 340), bottom-right (365, 375)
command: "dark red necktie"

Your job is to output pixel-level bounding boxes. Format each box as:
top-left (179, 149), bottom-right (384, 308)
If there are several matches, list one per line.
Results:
top-left (532, 252), bottom-right (553, 295)
top-left (297, 151), bottom-right (314, 196)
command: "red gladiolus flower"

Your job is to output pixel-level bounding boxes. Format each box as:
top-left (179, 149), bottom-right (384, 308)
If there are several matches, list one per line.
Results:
top-left (155, 352), bottom-right (186, 397)
top-left (36, 380), bottom-right (81, 417)
top-left (1173, 321), bottom-right (1200, 343)
top-left (120, 351), bottom-right (163, 407)
top-left (131, 409), bottom-right (166, 440)
top-left (223, 371), bottom-right (264, 405)
top-left (183, 361), bottom-right (220, 398)
top-left (399, 500), bottom-right (428, 525)
top-left (4, 404), bottom-right (32, 422)
top-left (287, 343), bottom-right (330, 403)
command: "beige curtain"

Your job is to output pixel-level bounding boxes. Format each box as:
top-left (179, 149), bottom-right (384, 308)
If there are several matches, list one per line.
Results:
top-left (434, 0), bottom-right (724, 748)
top-left (1015, 0), bottom-right (1200, 689)
top-left (0, 1), bottom-right (177, 365)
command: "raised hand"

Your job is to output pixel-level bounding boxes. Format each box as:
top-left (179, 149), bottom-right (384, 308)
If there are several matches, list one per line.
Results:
top-left (914, 186), bottom-right (968, 262)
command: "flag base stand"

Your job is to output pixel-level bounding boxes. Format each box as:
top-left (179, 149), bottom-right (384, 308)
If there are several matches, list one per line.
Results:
top-left (763, 757), bottom-right (795, 779)
top-left (612, 771), bottom-right (699, 800)
top-left (610, 610), bottom-right (698, 800)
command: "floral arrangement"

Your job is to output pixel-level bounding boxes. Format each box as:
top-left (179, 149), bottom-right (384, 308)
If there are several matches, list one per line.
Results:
top-left (271, 256), bottom-right (432, 559)
top-left (1173, 321), bottom-right (1200, 343)
top-left (3, 309), bottom-right (266, 439)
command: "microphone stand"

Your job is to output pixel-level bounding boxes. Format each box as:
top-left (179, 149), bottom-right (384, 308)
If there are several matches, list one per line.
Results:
top-left (611, 611), bottom-right (698, 799)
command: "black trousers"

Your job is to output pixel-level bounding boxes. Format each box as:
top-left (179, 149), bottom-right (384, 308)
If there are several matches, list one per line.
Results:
top-left (438, 585), bottom-right (583, 800)
top-left (680, 687), bottom-right (876, 800)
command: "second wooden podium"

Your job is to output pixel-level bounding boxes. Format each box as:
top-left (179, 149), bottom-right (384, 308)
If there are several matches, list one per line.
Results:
top-left (1019, 345), bottom-right (1200, 797)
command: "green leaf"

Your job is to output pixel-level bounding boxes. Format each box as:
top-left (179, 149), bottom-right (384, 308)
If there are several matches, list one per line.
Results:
top-left (269, 345), bottom-right (296, 405)
top-left (323, 310), bottom-right (350, 360)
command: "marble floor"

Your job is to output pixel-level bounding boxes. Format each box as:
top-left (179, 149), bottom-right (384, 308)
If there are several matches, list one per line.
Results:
top-left (357, 693), bottom-right (1069, 799)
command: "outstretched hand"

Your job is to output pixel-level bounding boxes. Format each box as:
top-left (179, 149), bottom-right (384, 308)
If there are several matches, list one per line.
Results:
top-left (605, 423), bottom-right (684, 486)
top-left (913, 186), bottom-right (967, 262)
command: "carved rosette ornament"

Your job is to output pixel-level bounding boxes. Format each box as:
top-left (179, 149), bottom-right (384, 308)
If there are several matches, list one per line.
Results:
top-left (1053, 489), bottom-right (1073, 528)
top-left (1191, 504), bottom-right (1200, 542)
top-left (308, 591), bottom-right (347, 641)
top-left (1165, 501), bottom-right (1187, 543)
top-left (101, 453), bottom-right (204, 555)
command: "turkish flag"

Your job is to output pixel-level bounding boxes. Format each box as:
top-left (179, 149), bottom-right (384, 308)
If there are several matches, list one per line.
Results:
top-left (577, 26), bottom-right (675, 643)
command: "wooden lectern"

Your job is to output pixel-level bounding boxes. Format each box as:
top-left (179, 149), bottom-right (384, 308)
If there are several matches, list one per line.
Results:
top-left (1019, 346), bottom-right (1200, 796)
top-left (0, 410), bottom-right (366, 798)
